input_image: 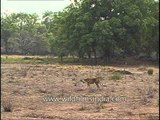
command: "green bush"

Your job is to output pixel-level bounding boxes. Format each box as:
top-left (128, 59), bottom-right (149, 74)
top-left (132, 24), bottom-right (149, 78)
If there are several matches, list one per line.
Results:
top-left (110, 72), bottom-right (122, 80)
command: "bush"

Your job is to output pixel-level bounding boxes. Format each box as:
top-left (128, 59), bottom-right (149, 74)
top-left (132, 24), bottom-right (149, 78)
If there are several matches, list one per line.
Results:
top-left (110, 73), bottom-right (122, 80)
top-left (147, 69), bottom-right (153, 75)
top-left (95, 102), bottom-right (105, 110)
top-left (79, 104), bottom-right (86, 111)
top-left (2, 100), bottom-right (13, 112)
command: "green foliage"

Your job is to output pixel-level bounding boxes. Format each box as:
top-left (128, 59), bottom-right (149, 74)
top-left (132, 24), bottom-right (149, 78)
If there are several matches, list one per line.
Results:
top-left (1, 0), bottom-right (159, 62)
top-left (1, 13), bottom-right (50, 55)
top-left (110, 72), bottom-right (122, 80)
top-left (1, 55), bottom-right (79, 64)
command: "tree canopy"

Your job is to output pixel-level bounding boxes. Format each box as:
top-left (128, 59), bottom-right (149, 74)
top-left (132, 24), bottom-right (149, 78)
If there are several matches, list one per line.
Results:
top-left (1, 0), bottom-right (159, 62)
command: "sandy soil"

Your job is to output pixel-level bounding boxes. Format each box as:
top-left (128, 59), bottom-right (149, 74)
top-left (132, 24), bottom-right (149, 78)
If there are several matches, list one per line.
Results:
top-left (1, 63), bottom-right (159, 120)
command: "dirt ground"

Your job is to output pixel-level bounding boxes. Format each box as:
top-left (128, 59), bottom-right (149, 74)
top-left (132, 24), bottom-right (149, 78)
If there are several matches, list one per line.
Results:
top-left (1, 63), bottom-right (159, 120)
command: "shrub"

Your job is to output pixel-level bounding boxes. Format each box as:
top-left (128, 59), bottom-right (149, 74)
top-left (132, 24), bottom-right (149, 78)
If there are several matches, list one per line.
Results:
top-left (95, 102), bottom-right (105, 110)
top-left (147, 69), bottom-right (153, 75)
top-left (79, 104), bottom-right (86, 111)
top-left (110, 73), bottom-right (122, 80)
top-left (2, 100), bottom-right (13, 112)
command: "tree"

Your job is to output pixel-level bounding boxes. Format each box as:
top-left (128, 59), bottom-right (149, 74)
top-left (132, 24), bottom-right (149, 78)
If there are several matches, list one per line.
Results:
top-left (1, 0), bottom-right (159, 63)
top-left (1, 13), bottom-right (18, 53)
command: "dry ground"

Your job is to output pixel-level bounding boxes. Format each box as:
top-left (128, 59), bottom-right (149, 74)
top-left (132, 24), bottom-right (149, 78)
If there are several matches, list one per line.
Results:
top-left (1, 63), bottom-right (159, 120)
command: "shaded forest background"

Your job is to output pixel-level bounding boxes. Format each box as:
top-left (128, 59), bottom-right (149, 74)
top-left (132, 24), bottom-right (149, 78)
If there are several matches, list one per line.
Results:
top-left (1, 0), bottom-right (159, 63)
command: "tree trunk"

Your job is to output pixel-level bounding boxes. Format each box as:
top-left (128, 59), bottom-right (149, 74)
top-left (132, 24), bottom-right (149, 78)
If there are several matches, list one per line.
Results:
top-left (104, 49), bottom-right (112, 64)
top-left (78, 51), bottom-right (84, 60)
top-left (92, 47), bottom-right (97, 64)
top-left (72, 54), bottom-right (75, 61)
top-left (60, 55), bottom-right (63, 62)
top-left (87, 52), bottom-right (91, 59)
top-left (156, 52), bottom-right (159, 61)
top-left (4, 41), bottom-right (8, 54)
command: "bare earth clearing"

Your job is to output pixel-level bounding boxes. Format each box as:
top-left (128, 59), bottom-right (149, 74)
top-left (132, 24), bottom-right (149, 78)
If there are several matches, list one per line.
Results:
top-left (1, 63), bottom-right (159, 120)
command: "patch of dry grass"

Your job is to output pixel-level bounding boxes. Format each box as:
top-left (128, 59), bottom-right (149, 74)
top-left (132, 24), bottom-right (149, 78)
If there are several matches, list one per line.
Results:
top-left (1, 63), bottom-right (159, 119)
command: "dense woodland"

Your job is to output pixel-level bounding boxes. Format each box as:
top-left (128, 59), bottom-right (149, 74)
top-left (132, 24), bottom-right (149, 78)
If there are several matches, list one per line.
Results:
top-left (1, 0), bottom-right (159, 63)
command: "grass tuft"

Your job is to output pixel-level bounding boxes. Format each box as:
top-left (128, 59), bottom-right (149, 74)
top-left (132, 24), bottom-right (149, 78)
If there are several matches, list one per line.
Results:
top-left (110, 72), bottom-right (122, 80)
top-left (147, 69), bottom-right (153, 75)
top-left (2, 100), bottom-right (13, 112)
